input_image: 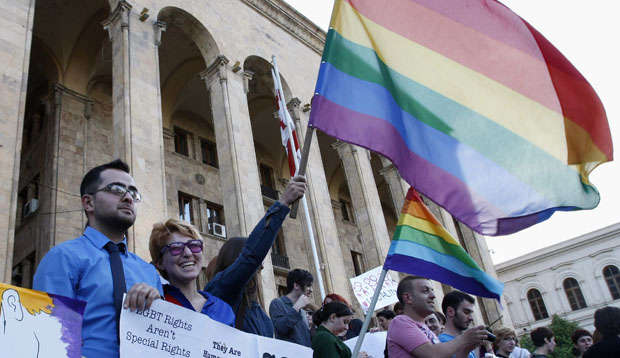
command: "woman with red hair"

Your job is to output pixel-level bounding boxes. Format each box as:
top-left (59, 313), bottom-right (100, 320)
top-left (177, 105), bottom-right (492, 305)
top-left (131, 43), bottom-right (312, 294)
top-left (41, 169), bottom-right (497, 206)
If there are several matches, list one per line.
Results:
top-left (323, 293), bottom-right (363, 340)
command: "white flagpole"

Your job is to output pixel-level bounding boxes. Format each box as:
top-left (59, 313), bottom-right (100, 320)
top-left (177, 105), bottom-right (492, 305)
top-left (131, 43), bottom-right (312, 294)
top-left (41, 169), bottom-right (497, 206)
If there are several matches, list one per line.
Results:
top-left (352, 269), bottom-right (389, 358)
top-left (272, 56), bottom-right (326, 300)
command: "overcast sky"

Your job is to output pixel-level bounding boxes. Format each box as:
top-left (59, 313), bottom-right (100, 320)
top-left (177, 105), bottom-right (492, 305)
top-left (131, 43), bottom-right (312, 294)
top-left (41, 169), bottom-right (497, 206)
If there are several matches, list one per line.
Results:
top-left (283, 0), bottom-right (620, 264)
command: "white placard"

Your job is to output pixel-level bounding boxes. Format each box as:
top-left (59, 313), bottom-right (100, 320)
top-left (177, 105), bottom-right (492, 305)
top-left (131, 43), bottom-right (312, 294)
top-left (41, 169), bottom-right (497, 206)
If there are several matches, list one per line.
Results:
top-left (349, 266), bottom-right (399, 314)
top-left (0, 283), bottom-right (86, 358)
top-left (120, 298), bottom-right (313, 358)
top-left (344, 331), bottom-right (387, 358)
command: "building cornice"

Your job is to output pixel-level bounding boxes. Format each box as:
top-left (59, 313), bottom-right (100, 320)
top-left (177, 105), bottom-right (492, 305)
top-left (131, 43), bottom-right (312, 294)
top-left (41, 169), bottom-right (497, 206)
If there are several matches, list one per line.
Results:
top-left (240, 0), bottom-right (326, 55)
top-left (495, 222), bottom-right (620, 273)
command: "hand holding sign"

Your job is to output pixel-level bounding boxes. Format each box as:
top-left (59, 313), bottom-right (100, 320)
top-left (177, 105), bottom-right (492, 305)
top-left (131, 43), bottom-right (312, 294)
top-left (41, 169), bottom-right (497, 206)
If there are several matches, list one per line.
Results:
top-left (349, 266), bottom-right (399, 314)
top-left (121, 297), bottom-right (312, 358)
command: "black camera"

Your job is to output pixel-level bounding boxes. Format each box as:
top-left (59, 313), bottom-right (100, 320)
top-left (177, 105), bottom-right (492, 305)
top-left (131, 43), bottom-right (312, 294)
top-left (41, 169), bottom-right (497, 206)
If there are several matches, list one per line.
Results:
top-left (486, 331), bottom-right (496, 342)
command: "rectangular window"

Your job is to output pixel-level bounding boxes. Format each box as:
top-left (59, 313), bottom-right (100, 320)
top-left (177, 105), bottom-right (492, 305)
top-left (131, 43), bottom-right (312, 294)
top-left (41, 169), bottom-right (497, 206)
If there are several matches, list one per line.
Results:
top-left (200, 139), bottom-right (218, 168)
top-left (18, 174), bottom-right (40, 224)
top-left (277, 284), bottom-right (288, 297)
top-left (11, 252), bottom-right (36, 289)
top-left (206, 202), bottom-right (224, 235)
top-left (174, 127), bottom-right (189, 156)
top-left (351, 251), bottom-right (364, 276)
top-left (272, 231), bottom-right (286, 256)
top-left (271, 231), bottom-right (290, 269)
top-left (340, 199), bottom-right (354, 222)
top-left (259, 164), bottom-right (278, 200)
top-left (259, 164), bottom-right (274, 188)
top-left (178, 193), bottom-right (194, 224)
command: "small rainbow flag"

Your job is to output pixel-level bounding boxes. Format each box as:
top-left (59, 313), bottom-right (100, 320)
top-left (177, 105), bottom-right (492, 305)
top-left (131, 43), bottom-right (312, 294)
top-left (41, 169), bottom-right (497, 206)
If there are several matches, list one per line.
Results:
top-left (309, 0), bottom-right (613, 236)
top-left (384, 188), bottom-right (503, 300)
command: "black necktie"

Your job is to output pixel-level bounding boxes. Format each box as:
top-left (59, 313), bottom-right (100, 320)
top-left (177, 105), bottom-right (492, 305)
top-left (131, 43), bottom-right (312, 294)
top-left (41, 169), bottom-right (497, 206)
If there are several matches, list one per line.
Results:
top-left (104, 241), bottom-right (127, 342)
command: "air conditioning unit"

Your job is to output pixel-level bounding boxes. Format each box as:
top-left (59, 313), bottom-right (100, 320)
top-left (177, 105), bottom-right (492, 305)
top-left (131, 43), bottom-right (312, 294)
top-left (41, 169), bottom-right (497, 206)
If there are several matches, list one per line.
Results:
top-left (24, 199), bottom-right (39, 218)
top-left (209, 223), bottom-right (226, 238)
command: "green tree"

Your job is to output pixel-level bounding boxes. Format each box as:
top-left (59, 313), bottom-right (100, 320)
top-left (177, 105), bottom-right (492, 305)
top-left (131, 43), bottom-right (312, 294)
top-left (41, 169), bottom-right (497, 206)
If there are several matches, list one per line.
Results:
top-left (518, 315), bottom-right (580, 358)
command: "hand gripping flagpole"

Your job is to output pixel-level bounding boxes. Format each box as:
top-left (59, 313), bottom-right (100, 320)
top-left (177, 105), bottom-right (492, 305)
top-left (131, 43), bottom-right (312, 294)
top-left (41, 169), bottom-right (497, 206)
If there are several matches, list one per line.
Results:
top-left (352, 269), bottom-right (389, 358)
top-left (272, 56), bottom-right (326, 300)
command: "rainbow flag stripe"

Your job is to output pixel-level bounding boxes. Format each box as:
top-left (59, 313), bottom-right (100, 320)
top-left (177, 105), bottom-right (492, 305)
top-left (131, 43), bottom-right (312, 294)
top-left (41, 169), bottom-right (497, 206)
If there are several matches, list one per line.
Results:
top-left (384, 188), bottom-right (503, 300)
top-left (309, 0), bottom-right (613, 236)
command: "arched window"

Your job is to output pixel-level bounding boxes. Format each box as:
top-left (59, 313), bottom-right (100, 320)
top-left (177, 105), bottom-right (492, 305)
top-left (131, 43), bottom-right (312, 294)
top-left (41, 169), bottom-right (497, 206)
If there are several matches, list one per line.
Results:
top-left (563, 278), bottom-right (587, 310)
top-left (527, 289), bottom-right (549, 321)
top-left (603, 265), bottom-right (620, 300)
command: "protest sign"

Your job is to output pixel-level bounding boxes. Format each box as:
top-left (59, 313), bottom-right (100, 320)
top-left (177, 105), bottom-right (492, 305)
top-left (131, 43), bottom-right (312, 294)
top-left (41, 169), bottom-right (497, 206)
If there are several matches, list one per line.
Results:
top-left (121, 297), bottom-right (312, 358)
top-left (345, 331), bottom-right (387, 358)
top-left (349, 266), bottom-right (399, 314)
top-left (0, 282), bottom-right (86, 358)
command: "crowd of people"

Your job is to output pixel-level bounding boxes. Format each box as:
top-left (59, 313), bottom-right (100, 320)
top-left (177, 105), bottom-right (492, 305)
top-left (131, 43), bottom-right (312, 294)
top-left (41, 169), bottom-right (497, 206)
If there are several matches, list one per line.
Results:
top-left (30, 160), bottom-right (620, 358)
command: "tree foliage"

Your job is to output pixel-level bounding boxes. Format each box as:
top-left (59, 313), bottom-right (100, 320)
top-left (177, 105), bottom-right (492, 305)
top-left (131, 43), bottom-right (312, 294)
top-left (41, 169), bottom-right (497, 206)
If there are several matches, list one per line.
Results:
top-left (517, 314), bottom-right (580, 358)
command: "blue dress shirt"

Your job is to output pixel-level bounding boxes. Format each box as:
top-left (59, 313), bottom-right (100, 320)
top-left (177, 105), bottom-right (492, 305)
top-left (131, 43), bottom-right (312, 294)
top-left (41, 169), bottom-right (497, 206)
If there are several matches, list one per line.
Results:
top-left (163, 284), bottom-right (235, 326)
top-left (33, 226), bottom-right (163, 358)
top-left (205, 201), bottom-right (289, 337)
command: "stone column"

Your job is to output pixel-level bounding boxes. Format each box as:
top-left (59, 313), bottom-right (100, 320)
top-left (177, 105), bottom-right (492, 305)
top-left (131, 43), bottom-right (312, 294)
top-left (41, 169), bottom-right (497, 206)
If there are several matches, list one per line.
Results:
top-left (334, 142), bottom-right (391, 269)
top-left (289, 98), bottom-right (351, 301)
top-left (1, 0), bottom-right (35, 282)
top-left (378, 156), bottom-right (408, 215)
top-left (200, 57), bottom-right (277, 301)
top-left (45, 85), bottom-right (93, 249)
top-left (102, 0), bottom-right (167, 259)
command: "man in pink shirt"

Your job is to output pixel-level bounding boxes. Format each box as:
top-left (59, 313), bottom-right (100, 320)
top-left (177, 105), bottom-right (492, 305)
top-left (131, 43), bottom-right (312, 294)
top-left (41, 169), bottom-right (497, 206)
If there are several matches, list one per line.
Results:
top-left (387, 276), bottom-right (488, 358)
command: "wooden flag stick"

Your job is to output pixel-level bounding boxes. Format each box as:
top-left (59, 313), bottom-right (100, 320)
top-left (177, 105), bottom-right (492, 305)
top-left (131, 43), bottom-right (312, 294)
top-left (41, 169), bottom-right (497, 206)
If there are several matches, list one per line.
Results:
top-left (289, 126), bottom-right (315, 219)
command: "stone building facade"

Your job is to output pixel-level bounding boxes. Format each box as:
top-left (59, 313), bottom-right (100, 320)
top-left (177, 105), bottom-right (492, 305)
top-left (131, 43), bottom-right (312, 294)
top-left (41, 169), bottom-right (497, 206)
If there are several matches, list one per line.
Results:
top-left (1, 0), bottom-right (506, 325)
top-left (495, 223), bottom-right (620, 334)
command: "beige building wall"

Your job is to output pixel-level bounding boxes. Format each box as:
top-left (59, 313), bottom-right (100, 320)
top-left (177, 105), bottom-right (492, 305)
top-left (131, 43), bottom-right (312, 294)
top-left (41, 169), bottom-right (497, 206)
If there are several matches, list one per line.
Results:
top-left (496, 223), bottom-right (620, 335)
top-left (2, 0), bottom-right (506, 325)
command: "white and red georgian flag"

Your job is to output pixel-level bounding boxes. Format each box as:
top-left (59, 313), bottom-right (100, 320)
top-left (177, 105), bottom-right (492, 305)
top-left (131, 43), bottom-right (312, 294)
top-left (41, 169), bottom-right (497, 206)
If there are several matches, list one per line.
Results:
top-left (271, 67), bottom-right (301, 176)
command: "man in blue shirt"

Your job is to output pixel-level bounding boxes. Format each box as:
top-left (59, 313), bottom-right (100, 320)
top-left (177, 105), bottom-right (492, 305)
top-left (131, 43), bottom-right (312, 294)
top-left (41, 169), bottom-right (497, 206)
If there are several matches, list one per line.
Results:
top-left (269, 268), bottom-right (314, 347)
top-left (33, 159), bottom-right (163, 358)
top-left (438, 291), bottom-right (488, 358)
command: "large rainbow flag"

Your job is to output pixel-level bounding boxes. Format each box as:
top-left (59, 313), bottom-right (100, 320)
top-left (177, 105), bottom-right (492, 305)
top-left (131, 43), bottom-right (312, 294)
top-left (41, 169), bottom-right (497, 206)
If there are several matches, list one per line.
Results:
top-left (309, 0), bottom-right (613, 236)
top-left (384, 188), bottom-right (503, 300)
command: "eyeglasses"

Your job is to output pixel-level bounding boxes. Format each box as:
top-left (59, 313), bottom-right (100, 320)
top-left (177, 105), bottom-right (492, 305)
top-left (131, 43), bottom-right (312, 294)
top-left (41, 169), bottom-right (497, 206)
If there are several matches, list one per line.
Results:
top-left (90, 183), bottom-right (142, 202)
top-left (160, 240), bottom-right (203, 256)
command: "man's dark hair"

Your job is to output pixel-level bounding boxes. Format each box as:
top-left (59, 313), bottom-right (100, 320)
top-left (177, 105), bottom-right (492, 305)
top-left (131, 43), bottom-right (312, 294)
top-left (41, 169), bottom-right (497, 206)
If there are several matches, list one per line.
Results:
top-left (441, 291), bottom-right (475, 316)
top-left (376, 309), bottom-right (396, 320)
top-left (396, 275), bottom-right (428, 304)
top-left (594, 306), bottom-right (620, 337)
top-left (286, 268), bottom-right (313, 293)
top-left (80, 159), bottom-right (130, 197)
top-left (530, 326), bottom-right (554, 347)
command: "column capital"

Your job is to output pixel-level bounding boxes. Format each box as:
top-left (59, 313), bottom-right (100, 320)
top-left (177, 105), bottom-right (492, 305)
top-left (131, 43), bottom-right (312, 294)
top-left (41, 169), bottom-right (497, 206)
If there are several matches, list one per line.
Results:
top-left (200, 55), bottom-right (230, 85)
top-left (287, 97), bottom-right (301, 121)
top-left (332, 140), bottom-right (362, 158)
top-left (153, 21), bottom-right (167, 47)
top-left (50, 83), bottom-right (94, 118)
top-left (379, 163), bottom-right (398, 177)
top-left (241, 70), bottom-right (254, 94)
top-left (331, 139), bottom-right (349, 153)
top-left (102, 0), bottom-right (133, 38)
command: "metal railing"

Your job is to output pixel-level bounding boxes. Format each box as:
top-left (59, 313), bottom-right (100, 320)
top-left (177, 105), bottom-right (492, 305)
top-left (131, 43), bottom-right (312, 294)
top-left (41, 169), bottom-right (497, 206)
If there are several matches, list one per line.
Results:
top-left (271, 253), bottom-right (290, 269)
top-left (261, 185), bottom-right (279, 200)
